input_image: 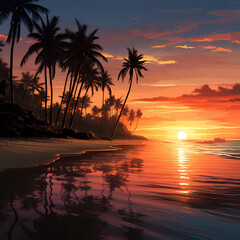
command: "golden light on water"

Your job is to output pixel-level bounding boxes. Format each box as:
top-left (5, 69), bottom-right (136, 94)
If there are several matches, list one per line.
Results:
top-left (177, 132), bottom-right (187, 140)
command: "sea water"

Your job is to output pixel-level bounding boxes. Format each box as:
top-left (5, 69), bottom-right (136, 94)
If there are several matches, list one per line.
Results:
top-left (0, 140), bottom-right (240, 240)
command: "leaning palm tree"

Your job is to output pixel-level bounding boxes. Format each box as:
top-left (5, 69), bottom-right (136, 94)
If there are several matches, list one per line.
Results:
top-left (61, 19), bottom-right (107, 129)
top-left (0, 0), bottom-right (48, 105)
top-left (21, 15), bottom-right (66, 125)
top-left (111, 47), bottom-right (147, 138)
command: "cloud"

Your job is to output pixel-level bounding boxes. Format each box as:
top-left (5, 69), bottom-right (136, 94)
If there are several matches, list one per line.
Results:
top-left (198, 45), bottom-right (216, 50)
top-left (0, 34), bottom-right (7, 40)
top-left (134, 84), bottom-right (240, 102)
top-left (158, 8), bottom-right (202, 14)
top-left (175, 45), bottom-right (195, 49)
top-left (101, 52), bottom-right (114, 58)
top-left (151, 45), bottom-right (166, 48)
top-left (230, 40), bottom-right (240, 44)
top-left (212, 47), bottom-right (232, 53)
top-left (208, 9), bottom-right (240, 17)
top-left (190, 31), bottom-right (240, 42)
top-left (125, 14), bottom-right (139, 21)
top-left (143, 55), bottom-right (177, 65)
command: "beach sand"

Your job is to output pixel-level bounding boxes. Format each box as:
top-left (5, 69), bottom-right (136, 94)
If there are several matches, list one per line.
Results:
top-left (0, 138), bottom-right (145, 171)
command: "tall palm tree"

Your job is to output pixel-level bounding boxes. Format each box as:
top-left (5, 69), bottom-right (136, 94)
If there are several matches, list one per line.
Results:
top-left (0, 0), bottom-right (48, 105)
top-left (111, 47), bottom-right (147, 138)
top-left (21, 15), bottom-right (66, 125)
top-left (61, 19), bottom-right (107, 129)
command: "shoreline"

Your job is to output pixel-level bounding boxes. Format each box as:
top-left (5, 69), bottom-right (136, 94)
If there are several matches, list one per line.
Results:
top-left (0, 138), bottom-right (145, 172)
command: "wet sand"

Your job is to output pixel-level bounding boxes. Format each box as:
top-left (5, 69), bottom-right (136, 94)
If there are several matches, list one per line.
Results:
top-left (0, 138), bottom-right (144, 171)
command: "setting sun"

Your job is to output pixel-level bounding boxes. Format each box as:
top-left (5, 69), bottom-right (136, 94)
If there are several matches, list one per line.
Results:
top-left (178, 132), bottom-right (187, 140)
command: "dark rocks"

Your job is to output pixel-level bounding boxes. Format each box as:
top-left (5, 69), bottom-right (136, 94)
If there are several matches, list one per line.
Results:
top-left (0, 103), bottom-right (99, 140)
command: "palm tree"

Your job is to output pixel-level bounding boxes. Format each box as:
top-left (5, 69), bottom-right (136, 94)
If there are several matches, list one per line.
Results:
top-left (0, 58), bottom-right (9, 100)
top-left (99, 70), bottom-right (114, 131)
top-left (132, 108), bottom-right (142, 134)
top-left (0, 40), bottom-right (4, 52)
top-left (127, 109), bottom-right (135, 128)
top-left (111, 47), bottom-right (147, 138)
top-left (114, 97), bottom-right (123, 115)
top-left (122, 105), bottom-right (129, 123)
top-left (92, 105), bottom-right (100, 117)
top-left (61, 19), bottom-right (107, 129)
top-left (74, 66), bottom-right (100, 127)
top-left (0, 0), bottom-right (48, 105)
top-left (21, 15), bottom-right (66, 125)
top-left (82, 94), bottom-right (92, 116)
top-left (18, 71), bottom-right (43, 102)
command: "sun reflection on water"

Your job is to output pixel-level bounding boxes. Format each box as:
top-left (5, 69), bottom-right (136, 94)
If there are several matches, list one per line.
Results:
top-left (177, 147), bottom-right (190, 194)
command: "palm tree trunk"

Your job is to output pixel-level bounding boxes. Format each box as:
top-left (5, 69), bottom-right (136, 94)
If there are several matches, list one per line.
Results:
top-left (49, 67), bottom-right (53, 125)
top-left (132, 119), bottom-right (139, 134)
top-left (9, 31), bottom-right (16, 105)
top-left (21, 87), bottom-right (28, 103)
top-left (44, 65), bottom-right (48, 123)
top-left (100, 88), bottom-right (104, 134)
top-left (69, 81), bottom-right (84, 128)
top-left (55, 70), bottom-right (70, 125)
top-left (111, 77), bottom-right (133, 138)
top-left (79, 88), bottom-right (89, 121)
top-left (70, 80), bottom-right (79, 117)
top-left (62, 65), bottom-right (80, 129)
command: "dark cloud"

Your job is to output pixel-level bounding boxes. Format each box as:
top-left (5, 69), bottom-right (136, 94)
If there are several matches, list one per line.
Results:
top-left (158, 8), bottom-right (202, 14)
top-left (182, 84), bottom-right (240, 98)
top-left (133, 84), bottom-right (240, 103)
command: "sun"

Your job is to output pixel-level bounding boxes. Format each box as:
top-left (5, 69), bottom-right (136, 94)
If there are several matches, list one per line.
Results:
top-left (178, 132), bottom-right (187, 140)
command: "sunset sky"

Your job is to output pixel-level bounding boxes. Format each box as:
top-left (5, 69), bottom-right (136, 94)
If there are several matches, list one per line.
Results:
top-left (1, 0), bottom-right (240, 140)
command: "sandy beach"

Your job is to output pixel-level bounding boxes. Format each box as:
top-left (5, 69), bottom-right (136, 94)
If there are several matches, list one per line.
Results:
top-left (0, 138), bottom-right (145, 171)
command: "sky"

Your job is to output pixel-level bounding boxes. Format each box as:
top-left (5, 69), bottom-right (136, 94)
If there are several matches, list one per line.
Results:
top-left (1, 0), bottom-right (240, 140)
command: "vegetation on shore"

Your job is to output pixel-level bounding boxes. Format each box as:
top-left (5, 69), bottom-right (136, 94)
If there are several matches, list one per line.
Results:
top-left (0, 0), bottom-right (147, 139)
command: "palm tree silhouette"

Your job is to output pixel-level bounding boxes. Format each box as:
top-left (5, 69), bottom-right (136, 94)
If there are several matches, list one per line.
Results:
top-left (127, 109), bottom-right (135, 129)
top-left (0, 40), bottom-right (4, 52)
top-left (77, 66), bottom-right (100, 125)
top-left (19, 71), bottom-right (43, 102)
top-left (114, 97), bottom-right (123, 116)
top-left (61, 19), bottom-right (107, 129)
top-left (132, 108), bottom-right (142, 134)
top-left (21, 15), bottom-right (66, 125)
top-left (0, 0), bottom-right (48, 105)
top-left (99, 70), bottom-right (114, 132)
top-left (91, 105), bottom-right (100, 117)
top-left (111, 47), bottom-right (147, 138)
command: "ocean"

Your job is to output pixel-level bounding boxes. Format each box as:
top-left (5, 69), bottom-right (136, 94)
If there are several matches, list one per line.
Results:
top-left (0, 139), bottom-right (240, 239)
